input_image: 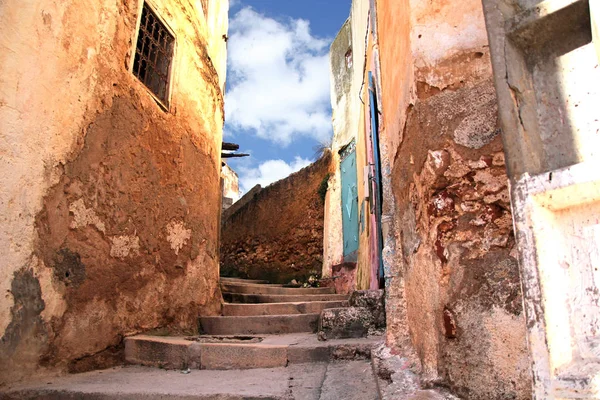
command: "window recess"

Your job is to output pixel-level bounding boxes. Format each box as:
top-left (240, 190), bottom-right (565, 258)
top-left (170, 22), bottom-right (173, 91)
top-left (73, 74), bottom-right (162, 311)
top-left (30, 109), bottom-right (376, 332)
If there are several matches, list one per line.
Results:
top-left (132, 2), bottom-right (175, 107)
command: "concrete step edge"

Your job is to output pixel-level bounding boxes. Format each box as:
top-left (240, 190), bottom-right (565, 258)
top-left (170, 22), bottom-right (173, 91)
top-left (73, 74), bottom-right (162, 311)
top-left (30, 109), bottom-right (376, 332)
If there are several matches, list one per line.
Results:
top-left (222, 300), bottom-right (349, 316)
top-left (222, 300), bottom-right (348, 306)
top-left (220, 281), bottom-right (285, 287)
top-left (220, 277), bottom-right (270, 284)
top-left (199, 314), bottom-right (321, 335)
top-left (222, 292), bottom-right (349, 304)
top-left (221, 283), bottom-right (336, 295)
top-left (124, 334), bottom-right (382, 371)
top-left (201, 314), bottom-right (322, 320)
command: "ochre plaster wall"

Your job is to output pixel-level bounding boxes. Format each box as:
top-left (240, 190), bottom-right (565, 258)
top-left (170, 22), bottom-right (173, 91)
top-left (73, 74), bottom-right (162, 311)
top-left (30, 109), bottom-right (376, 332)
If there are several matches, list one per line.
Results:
top-left (221, 154), bottom-right (331, 284)
top-left (376, 0), bottom-right (532, 398)
top-left (594, 1), bottom-right (600, 64)
top-left (356, 33), bottom-right (375, 291)
top-left (356, 105), bottom-right (371, 291)
top-left (0, 0), bottom-right (228, 384)
top-left (375, 0), bottom-right (416, 365)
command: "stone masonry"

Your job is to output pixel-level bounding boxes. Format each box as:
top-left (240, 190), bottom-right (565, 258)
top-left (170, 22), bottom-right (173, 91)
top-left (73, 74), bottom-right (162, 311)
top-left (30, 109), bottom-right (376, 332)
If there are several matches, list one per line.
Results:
top-left (221, 153), bottom-right (332, 284)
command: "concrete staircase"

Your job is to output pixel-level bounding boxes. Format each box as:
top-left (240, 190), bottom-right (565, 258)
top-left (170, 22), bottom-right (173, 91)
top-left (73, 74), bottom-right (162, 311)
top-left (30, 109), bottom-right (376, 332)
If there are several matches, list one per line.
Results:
top-left (200, 277), bottom-right (345, 335)
top-left (2, 277), bottom-right (383, 399)
top-left (124, 277), bottom-right (379, 371)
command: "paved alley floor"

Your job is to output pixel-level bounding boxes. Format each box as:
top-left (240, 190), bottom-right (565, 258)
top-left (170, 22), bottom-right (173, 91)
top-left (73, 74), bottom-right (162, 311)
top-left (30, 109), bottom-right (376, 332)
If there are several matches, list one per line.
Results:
top-left (1, 361), bottom-right (379, 400)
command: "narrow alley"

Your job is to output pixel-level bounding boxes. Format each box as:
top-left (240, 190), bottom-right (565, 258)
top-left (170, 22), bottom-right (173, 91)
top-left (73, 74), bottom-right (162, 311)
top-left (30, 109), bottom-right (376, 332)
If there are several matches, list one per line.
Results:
top-left (4, 276), bottom-right (385, 399)
top-left (1, 0), bottom-right (600, 399)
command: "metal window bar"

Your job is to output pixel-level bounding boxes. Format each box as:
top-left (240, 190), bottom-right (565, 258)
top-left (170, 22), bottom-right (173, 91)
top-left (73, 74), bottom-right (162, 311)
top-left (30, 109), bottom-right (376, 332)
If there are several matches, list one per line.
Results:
top-left (133, 3), bottom-right (174, 105)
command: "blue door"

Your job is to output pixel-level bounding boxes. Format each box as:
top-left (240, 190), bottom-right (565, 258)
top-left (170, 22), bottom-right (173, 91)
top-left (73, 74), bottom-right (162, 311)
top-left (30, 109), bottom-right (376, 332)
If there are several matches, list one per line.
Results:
top-left (341, 147), bottom-right (359, 260)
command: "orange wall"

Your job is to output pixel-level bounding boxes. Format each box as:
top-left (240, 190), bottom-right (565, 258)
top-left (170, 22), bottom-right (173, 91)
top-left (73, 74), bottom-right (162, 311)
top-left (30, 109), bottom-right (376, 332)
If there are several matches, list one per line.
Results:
top-left (356, 103), bottom-right (371, 290)
top-left (376, 0), bottom-right (412, 169)
top-left (357, 30), bottom-right (377, 291)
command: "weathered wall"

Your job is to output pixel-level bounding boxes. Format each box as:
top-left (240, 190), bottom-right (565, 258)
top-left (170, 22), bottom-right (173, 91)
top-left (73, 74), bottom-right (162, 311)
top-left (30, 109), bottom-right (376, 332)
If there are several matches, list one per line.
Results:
top-left (482, 1), bottom-right (600, 397)
top-left (349, 0), bottom-right (377, 292)
top-left (0, 0), bottom-right (228, 384)
top-left (594, 1), bottom-right (600, 64)
top-left (221, 154), bottom-right (331, 284)
top-left (375, 0), bottom-right (416, 367)
top-left (204, 0), bottom-right (228, 88)
top-left (323, 20), bottom-right (352, 279)
top-left (356, 25), bottom-right (378, 292)
top-left (376, 0), bottom-right (532, 398)
top-left (221, 163), bottom-right (239, 210)
top-left (323, 0), bottom-right (372, 290)
top-left (222, 184), bottom-right (261, 222)
top-left (329, 19), bottom-right (354, 149)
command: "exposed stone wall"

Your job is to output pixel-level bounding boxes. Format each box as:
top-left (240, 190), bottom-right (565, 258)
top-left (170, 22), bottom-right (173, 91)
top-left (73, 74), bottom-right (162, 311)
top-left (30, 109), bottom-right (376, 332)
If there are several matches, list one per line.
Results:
top-left (0, 0), bottom-right (228, 384)
top-left (395, 84), bottom-right (531, 398)
top-left (376, 0), bottom-right (532, 398)
top-left (221, 153), bottom-right (331, 284)
top-left (222, 184), bottom-right (262, 222)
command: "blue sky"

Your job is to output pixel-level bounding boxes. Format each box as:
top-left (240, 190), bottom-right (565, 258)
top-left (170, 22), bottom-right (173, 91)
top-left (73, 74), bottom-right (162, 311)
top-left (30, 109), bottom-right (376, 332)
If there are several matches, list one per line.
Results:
top-left (224, 0), bottom-right (351, 194)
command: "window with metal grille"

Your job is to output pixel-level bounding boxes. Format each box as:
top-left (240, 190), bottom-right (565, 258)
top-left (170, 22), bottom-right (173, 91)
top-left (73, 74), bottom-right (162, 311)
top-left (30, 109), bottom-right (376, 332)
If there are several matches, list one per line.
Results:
top-left (132, 3), bottom-right (174, 106)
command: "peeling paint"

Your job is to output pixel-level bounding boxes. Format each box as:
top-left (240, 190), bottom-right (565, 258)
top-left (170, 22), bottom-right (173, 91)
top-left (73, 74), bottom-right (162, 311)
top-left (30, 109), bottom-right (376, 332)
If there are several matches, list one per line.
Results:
top-left (109, 235), bottom-right (140, 259)
top-left (69, 199), bottom-right (106, 234)
top-left (166, 221), bottom-right (192, 256)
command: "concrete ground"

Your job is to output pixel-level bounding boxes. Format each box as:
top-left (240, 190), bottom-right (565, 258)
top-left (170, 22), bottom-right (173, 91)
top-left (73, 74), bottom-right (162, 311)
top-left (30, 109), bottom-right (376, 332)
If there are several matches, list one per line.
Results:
top-left (370, 344), bottom-right (460, 400)
top-left (1, 361), bottom-right (378, 400)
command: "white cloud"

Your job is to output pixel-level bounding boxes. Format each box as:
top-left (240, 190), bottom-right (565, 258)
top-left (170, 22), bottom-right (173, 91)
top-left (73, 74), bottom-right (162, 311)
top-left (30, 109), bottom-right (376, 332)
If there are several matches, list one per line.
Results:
top-left (236, 156), bottom-right (312, 193)
top-left (225, 7), bottom-right (333, 146)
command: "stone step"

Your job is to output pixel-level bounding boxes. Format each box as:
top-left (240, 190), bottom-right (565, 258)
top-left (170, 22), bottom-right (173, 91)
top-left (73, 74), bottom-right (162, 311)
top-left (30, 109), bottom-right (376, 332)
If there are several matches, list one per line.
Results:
top-left (221, 282), bottom-right (336, 295)
top-left (219, 277), bottom-right (270, 284)
top-left (223, 292), bottom-right (349, 304)
top-left (199, 314), bottom-right (320, 335)
top-left (222, 300), bottom-right (348, 316)
top-left (124, 333), bottom-right (381, 370)
top-left (221, 281), bottom-right (286, 287)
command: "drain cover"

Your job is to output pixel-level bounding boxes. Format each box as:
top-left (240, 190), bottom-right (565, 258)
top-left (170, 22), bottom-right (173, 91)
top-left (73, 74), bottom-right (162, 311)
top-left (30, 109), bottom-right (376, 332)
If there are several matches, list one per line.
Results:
top-left (185, 335), bottom-right (263, 343)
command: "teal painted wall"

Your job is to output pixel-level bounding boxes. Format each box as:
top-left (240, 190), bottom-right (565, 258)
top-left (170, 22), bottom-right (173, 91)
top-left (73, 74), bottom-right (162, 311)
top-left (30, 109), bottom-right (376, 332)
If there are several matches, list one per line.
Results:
top-left (341, 150), bottom-right (359, 258)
